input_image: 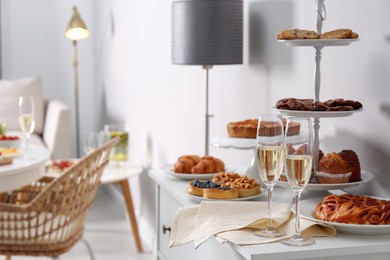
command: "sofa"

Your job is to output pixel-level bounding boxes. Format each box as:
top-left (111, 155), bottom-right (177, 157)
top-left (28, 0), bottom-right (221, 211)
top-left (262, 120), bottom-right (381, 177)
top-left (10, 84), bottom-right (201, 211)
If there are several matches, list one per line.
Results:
top-left (0, 76), bottom-right (71, 159)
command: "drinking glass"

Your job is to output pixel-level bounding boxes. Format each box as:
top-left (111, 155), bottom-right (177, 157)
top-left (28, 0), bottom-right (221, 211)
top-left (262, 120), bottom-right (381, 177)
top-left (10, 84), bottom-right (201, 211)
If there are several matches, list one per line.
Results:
top-left (282, 117), bottom-right (314, 246)
top-left (104, 125), bottom-right (129, 163)
top-left (255, 114), bottom-right (285, 237)
top-left (83, 132), bottom-right (104, 155)
top-left (18, 96), bottom-right (35, 153)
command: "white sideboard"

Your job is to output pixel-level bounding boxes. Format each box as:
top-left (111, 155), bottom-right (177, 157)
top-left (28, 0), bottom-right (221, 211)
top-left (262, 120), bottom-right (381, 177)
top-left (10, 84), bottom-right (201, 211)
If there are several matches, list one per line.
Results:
top-left (149, 169), bottom-right (390, 260)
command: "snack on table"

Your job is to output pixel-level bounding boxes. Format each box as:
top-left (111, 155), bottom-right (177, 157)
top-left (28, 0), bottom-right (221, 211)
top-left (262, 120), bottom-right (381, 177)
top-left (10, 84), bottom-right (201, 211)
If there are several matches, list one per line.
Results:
top-left (276, 98), bottom-right (363, 111)
top-left (48, 160), bottom-right (76, 173)
top-left (212, 172), bottom-right (261, 198)
top-left (277, 29), bottom-right (319, 40)
top-left (188, 179), bottom-right (239, 199)
top-left (0, 147), bottom-right (20, 156)
top-left (338, 150), bottom-right (361, 182)
top-left (227, 118), bottom-right (300, 138)
top-left (191, 156), bottom-right (225, 174)
top-left (173, 155), bottom-right (224, 174)
top-left (188, 172), bottom-right (261, 199)
top-left (319, 29), bottom-right (359, 39)
top-left (315, 194), bottom-right (390, 225)
top-left (174, 155), bottom-right (201, 173)
top-left (317, 152), bottom-right (351, 184)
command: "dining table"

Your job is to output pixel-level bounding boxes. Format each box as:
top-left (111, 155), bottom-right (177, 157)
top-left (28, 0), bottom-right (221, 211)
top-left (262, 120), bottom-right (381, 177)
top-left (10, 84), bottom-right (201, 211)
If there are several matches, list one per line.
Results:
top-left (0, 144), bottom-right (51, 192)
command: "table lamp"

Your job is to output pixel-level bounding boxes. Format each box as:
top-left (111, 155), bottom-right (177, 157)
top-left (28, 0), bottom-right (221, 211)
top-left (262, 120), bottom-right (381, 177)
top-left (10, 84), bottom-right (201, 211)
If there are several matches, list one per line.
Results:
top-left (65, 6), bottom-right (89, 158)
top-left (172, 0), bottom-right (243, 155)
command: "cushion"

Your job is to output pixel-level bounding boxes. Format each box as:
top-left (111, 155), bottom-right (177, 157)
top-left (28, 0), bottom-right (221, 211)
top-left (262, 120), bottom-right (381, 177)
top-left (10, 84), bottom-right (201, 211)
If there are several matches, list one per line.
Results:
top-left (0, 77), bottom-right (45, 135)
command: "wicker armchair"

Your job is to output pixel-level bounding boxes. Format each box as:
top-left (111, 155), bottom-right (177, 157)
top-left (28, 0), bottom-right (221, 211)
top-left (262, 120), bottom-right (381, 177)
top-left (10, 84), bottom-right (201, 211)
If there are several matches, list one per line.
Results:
top-left (0, 137), bottom-right (119, 259)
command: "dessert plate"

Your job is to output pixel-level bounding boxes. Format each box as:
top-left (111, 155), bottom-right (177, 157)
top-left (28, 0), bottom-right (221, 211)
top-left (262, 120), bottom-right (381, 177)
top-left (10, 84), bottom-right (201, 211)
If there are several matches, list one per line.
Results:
top-left (278, 170), bottom-right (373, 191)
top-left (161, 164), bottom-right (236, 180)
top-left (274, 107), bottom-right (363, 118)
top-left (184, 189), bottom-right (263, 201)
top-left (298, 197), bottom-right (390, 234)
top-left (278, 39), bottom-right (359, 47)
top-left (210, 136), bottom-right (256, 150)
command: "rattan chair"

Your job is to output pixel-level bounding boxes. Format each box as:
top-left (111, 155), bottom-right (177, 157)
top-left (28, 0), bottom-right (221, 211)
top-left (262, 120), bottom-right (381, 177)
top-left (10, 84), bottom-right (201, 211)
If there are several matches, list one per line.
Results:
top-left (0, 137), bottom-right (119, 259)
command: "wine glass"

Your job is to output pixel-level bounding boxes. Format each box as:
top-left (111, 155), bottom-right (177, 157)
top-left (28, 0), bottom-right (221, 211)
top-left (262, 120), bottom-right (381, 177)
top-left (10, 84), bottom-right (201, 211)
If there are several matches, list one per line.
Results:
top-left (282, 117), bottom-right (314, 246)
top-left (83, 132), bottom-right (105, 155)
top-left (255, 114), bottom-right (285, 237)
top-left (18, 96), bottom-right (36, 154)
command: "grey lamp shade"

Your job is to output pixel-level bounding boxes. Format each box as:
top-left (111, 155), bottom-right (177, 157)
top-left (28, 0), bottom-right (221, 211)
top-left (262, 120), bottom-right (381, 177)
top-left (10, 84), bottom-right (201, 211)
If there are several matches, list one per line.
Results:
top-left (172, 0), bottom-right (243, 65)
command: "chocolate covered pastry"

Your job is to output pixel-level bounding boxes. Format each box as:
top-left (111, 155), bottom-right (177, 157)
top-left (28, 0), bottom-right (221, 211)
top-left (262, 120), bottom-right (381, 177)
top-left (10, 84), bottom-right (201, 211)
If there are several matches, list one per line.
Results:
top-left (276, 98), bottom-right (362, 111)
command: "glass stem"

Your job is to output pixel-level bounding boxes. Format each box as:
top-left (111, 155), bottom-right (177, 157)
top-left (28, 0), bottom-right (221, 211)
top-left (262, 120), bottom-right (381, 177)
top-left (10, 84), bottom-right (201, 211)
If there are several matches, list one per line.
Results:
top-left (267, 185), bottom-right (274, 230)
top-left (26, 135), bottom-right (30, 151)
top-left (294, 191), bottom-right (302, 236)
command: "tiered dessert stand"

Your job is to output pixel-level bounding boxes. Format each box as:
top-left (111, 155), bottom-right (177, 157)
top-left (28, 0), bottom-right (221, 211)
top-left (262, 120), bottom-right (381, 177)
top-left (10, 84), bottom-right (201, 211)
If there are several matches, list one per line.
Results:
top-left (277, 0), bottom-right (361, 179)
top-left (211, 0), bottom-right (371, 188)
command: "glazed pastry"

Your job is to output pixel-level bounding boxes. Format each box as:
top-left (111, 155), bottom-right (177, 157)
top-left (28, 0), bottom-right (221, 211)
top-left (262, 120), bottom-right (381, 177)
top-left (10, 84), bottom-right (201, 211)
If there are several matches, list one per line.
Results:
top-left (191, 156), bottom-right (225, 174)
top-left (174, 155), bottom-right (201, 173)
top-left (315, 194), bottom-right (390, 225)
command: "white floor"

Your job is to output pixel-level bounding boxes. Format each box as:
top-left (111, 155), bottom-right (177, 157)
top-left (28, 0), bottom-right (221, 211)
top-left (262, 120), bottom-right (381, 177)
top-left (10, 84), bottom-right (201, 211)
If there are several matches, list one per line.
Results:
top-left (2, 186), bottom-right (156, 260)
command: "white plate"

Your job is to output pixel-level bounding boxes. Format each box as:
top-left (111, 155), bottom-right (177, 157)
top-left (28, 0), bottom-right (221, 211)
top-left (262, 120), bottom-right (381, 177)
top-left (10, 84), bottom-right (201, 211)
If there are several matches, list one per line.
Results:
top-left (298, 196), bottom-right (390, 234)
top-left (278, 170), bottom-right (373, 191)
top-left (278, 39), bottom-right (359, 47)
top-left (274, 107), bottom-right (363, 118)
top-left (161, 164), bottom-right (236, 180)
top-left (184, 189), bottom-right (263, 201)
top-left (210, 136), bottom-right (256, 150)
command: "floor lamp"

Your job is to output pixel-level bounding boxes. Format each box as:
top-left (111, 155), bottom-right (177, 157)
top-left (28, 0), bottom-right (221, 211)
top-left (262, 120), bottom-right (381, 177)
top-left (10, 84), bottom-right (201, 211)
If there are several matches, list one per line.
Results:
top-left (65, 6), bottom-right (89, 158)
top-left (172, 0), bottom-right (243, 155)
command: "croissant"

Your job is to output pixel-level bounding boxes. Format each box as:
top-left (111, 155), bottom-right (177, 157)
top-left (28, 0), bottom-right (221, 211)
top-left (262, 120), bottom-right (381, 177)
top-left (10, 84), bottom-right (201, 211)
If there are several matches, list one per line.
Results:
top-left (173, 155), bottom-right (201, 173)
top-left (191, 156), bottom-right (225, 174)
top-left (315, 194), bottom-right (390, 225)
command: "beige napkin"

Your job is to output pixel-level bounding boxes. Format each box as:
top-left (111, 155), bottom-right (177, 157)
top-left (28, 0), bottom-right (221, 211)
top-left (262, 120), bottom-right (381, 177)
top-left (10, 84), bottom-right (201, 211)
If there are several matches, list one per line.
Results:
top-left (169, 201), bottom-right (336, 249)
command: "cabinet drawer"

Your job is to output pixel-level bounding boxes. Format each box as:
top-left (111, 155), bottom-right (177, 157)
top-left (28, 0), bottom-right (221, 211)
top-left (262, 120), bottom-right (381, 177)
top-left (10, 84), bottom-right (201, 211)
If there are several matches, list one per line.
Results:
top-left (158, 187), bottom-right (243, 260)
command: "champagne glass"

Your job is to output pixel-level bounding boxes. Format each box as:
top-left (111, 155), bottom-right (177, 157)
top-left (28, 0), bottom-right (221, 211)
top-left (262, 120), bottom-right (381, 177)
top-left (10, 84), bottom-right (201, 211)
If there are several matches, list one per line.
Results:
top-left (282, 117), bottom-right (314, 246)
top-left (83, 132), bottom-right (105, 155)
top-left (255, 114), bottom-right (285, 237)
top-left (18, 96), bottom-right (36, 154)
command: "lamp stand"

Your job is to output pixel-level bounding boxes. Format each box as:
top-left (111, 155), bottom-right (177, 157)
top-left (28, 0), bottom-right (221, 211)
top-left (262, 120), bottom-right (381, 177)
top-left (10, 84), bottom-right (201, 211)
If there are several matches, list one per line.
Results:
top-left (203, 65), bottom-right (213, 155)
top-left (72, 40), bottom-right (81, 158)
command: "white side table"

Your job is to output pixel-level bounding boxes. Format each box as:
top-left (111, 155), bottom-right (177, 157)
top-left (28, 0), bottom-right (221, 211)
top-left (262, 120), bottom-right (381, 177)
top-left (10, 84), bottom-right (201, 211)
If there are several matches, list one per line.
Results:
top-left (101, 162), bottom-right (143, 252)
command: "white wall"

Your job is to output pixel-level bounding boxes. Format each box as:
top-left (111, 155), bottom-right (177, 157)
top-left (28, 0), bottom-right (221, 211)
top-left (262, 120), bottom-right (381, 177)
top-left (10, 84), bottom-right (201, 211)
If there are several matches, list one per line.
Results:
top-left (2, 0), bottom-right (390, 252)
top-left (1, 0), bottom-right (95, 156)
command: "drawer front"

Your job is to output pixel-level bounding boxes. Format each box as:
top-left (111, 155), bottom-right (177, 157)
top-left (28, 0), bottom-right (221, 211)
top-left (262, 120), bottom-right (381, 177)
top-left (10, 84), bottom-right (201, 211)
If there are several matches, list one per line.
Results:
top-left (158, 187), bottom-right (243, 260)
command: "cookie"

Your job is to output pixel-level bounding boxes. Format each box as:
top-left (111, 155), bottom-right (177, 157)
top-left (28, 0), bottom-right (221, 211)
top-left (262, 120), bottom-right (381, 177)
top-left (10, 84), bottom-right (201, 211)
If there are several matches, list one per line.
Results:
top-left (277, 29), bottom-right (319, 40)
top-left (319, 29), bottom-right (359, 39)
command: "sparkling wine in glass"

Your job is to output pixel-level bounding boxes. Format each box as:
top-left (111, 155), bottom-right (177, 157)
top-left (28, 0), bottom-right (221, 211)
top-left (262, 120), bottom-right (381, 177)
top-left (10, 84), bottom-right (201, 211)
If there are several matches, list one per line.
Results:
top-left (282, 117), bottom-right (314, 246)
top-left (18, 96), bottom-right (36, 153)
top-left (255, 114), bottom-right (285, 237)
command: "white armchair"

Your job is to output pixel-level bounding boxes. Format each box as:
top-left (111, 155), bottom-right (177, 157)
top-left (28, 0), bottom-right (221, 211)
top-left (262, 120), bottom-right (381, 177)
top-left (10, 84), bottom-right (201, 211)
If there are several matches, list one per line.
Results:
top-left (0, 76), bottom-right (72, 159)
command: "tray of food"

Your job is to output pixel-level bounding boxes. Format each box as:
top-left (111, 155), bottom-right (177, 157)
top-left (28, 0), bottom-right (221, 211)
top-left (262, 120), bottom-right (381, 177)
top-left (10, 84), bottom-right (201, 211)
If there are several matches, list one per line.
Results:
top-left (185, 172), bottom-right (263, 201)
top-left (299, 194), bottom-right (390, 234)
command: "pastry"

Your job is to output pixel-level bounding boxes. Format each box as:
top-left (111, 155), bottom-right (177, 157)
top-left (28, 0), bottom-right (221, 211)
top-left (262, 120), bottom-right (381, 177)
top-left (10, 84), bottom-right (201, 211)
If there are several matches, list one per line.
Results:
top-left (212, 172), bottom-right (261, 198)
top-left (191, 156), bottom-right (225, 174)
top-left (188, 180), bottom-right (220, 197)
top-left (227, 118), bottom-right (300, 138)
top-left (338, 150), bottom-right (361, 182)
top-left (276, 98), bottom-right (363, 111)
top-left (173, 155), bottom-right (201, 173)
top-left (315, 194), bottom-right (390, 225)
top-left (226, 119), bottom-right (258, 138)
top-left (203, 187), bottom-right (239, 199)
top-left (277, 29), bottom-right (319, 40)
top-left (317, 152), bottom-right (351, 183)
top-left (319, 29), bottom-right (359, 39)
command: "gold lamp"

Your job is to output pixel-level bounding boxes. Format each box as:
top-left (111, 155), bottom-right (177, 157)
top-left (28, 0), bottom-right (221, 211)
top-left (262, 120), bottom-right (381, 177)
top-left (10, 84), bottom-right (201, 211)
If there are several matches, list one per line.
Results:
top-left (65, 6), bottom-right (89, 158)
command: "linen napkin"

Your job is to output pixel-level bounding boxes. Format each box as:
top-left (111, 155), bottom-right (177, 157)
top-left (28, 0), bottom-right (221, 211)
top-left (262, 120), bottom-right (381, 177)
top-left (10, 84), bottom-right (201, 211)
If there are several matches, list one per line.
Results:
top-left (169, 201), bottom-right (336, 249)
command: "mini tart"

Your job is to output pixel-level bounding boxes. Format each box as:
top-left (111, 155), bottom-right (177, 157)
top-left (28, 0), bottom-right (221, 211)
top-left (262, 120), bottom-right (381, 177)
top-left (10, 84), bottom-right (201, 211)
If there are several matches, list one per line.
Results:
top-left (238, 186), bottom-right (260, 198)
top-left (188, 181), bottom-right (205, 196)
top-left (203, 187), bottom-right (239, 199)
